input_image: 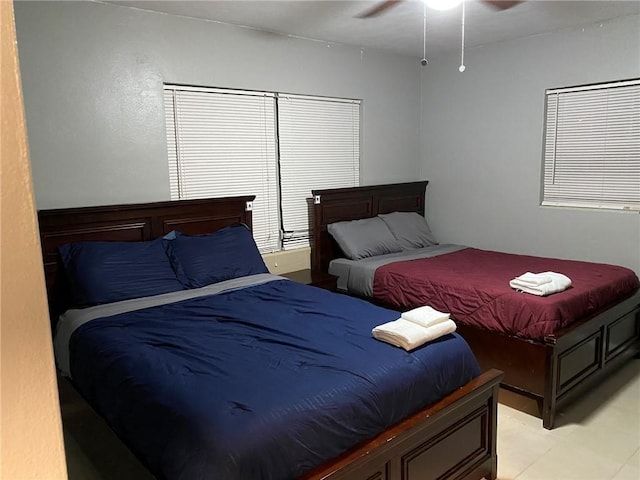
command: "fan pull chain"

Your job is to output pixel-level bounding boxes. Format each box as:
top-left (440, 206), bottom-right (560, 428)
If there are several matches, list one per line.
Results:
top-left (459, 0), bottom-right (466, 72)
top-left (421, 2), bottom-right (428, 66)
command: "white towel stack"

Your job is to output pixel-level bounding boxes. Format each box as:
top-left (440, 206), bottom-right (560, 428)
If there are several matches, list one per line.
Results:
top-left (372, 306), bottom-right (456, 351)
top-left (509, 271), bottom-right (572, 296)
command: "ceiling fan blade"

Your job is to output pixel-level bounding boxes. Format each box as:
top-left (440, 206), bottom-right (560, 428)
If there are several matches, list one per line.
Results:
top-left (482, 0), bottom-right (522, 10)
top-left (357, 0), bottom-right (403, 19)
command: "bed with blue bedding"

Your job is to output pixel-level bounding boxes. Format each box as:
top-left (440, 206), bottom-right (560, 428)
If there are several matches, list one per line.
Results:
top-left (57, 275), bottom-right (480, 480)
top-left (39, 195), bottom-right (502, 480)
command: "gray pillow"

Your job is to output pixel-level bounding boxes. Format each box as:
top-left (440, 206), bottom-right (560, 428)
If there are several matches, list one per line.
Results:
top-left (327, 217), bottom-right (402, 260)
top-left (378, 211), bottom-right (437, 250)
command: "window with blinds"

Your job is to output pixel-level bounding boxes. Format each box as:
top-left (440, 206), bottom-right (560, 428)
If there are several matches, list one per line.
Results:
top-left (279, 95), bottom-right (360, 249)
top-left (542, 79), bottom-right (640, 211)
top-left (164, 86), bottom-right (280, 252)
top-left (164, 85), bottom-right (361, 252)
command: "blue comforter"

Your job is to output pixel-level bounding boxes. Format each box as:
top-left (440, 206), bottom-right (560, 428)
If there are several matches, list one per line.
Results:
top-left (69, 279), bottom-right (480, 480)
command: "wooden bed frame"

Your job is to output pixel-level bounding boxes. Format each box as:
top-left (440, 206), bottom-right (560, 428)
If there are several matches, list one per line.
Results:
top-left (38, 196), bottom-right (503, 480)
top-left (311, 181), bottom-right (640, 430)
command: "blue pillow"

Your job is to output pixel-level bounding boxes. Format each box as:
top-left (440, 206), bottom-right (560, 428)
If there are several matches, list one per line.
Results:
top-left (59, 239), bottom-right (185, 307)
top-left (165, 224), bottom-right (268, 288)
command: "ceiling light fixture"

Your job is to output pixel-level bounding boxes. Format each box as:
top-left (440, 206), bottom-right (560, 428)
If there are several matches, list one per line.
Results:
top-left (423, 0), bottom-right (463, 11)
top-left (420, 0), bottom-right (466, 72)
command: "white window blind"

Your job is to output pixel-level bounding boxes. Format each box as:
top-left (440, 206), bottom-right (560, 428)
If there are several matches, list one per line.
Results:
top-left (278, 95), bottom-right (360, 249)
top-left (542, 79), bottom-right (640, 211)
top-left (164, 86), bottom-right (280, 252)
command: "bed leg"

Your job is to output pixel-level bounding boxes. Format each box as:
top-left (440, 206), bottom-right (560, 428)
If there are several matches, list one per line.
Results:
top-left (488, 454), bottom-right (498, 480)
top-left (488, 381), bottom-right (500, 480)
top-left (543, 344), bottom-right (558, 430)
top-left (542, 397), bottom-right (556, 430)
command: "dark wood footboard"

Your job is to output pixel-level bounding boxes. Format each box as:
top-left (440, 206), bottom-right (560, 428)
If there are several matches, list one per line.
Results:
top-left (301, 369), bottom-right (503, 480)
top-left (542, 292), bottom-right (640, 428)
top-left (458, 291), bottom-right (640, 429)
top-left (59, 368), bottom-right (502, 480)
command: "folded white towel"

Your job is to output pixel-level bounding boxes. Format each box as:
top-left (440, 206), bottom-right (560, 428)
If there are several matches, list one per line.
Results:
top-left (510, 271), bottom-right (572, 296)
top-left (511, 272), bottom-right (553, 286)
top-left (401, 305), bottom-right (450, 328)
top-left (372, 319), bottom-right (457, 351)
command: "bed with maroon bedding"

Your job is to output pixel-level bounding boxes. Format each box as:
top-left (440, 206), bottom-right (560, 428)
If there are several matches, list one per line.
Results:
top-left (311, 181), bottom-right (640, 429)
top-left (373, 248), bottom-right (639, 340)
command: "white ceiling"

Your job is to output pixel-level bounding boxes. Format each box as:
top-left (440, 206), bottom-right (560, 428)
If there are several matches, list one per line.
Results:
top-left (104, 0), bottom-right (640, 57)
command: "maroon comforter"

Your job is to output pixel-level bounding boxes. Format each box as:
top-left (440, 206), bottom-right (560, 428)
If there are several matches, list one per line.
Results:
top-left (373, 248), bottom-right (639, 340)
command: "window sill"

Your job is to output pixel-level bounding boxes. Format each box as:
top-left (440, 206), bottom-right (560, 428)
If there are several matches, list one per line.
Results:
top-left (263, 247), bottom-right (311, 275)
top-left (539, 203), bottom-right (640, 214)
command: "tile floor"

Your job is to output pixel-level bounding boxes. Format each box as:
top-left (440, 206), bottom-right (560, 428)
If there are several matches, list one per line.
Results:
top-left (495, 359), bottom-right (639, 480)
top-left (61, 359), bottom-right (640, 480)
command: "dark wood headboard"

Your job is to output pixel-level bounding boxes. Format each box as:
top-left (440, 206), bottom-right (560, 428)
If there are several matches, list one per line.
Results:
top-left (311, 181), bottom-right (428, 272)
top-left (38, 195), bottom-right (255, 320)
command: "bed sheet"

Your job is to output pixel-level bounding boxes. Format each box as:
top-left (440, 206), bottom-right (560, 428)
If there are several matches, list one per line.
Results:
top-left (329, 244), bottom-right (464, 295)
top-left (64, 277), bottom-right (480, 480)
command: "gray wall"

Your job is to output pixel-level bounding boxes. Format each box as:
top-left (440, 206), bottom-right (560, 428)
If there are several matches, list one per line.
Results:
top-left (420, 14), bottom-right (640, 274)
top-left (15, 2), bottom-right (640, 273)
top-left (15, 1), bottom-right (421, 209)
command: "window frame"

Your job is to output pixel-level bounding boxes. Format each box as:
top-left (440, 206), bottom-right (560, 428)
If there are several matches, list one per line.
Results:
top-left (163, 84), bottom-right (362, 252)
top-left (540, 78), bottom-right (640, 212)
